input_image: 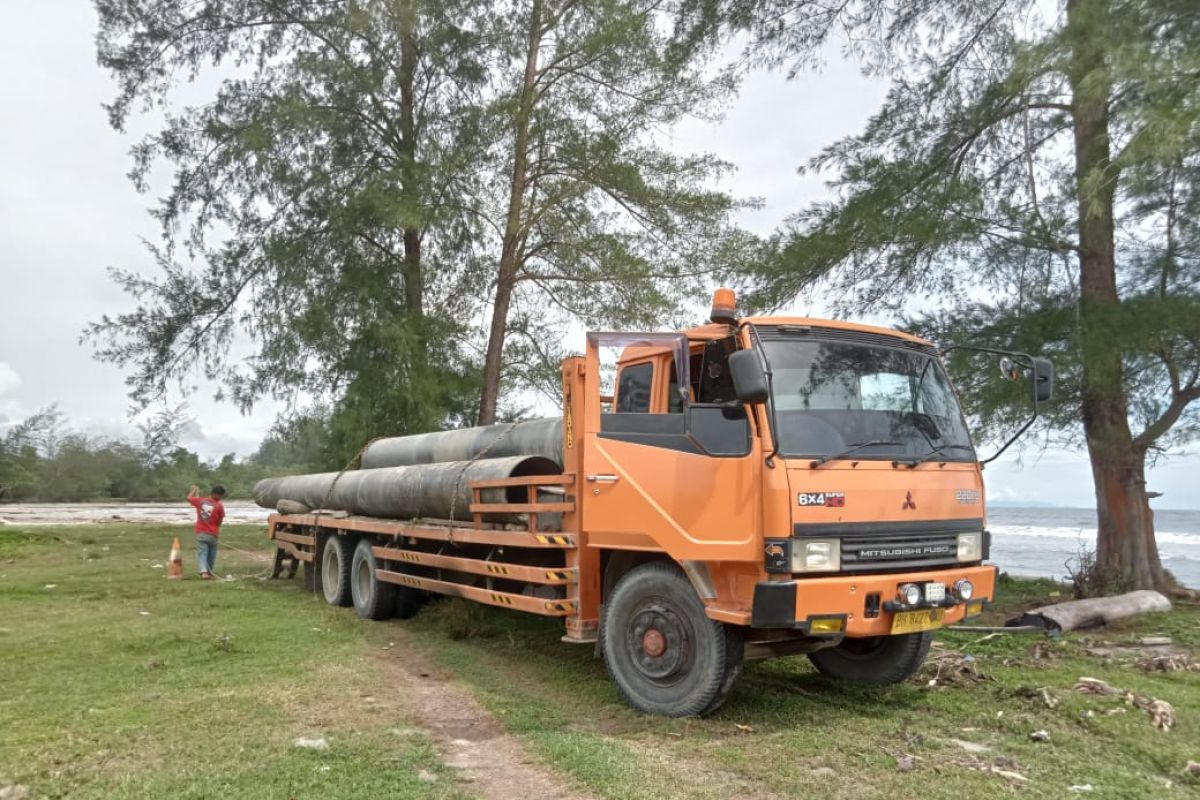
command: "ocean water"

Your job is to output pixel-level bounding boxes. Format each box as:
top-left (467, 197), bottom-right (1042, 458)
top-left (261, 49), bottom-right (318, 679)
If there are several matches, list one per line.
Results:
top-left (0, 501), bottom-right (272, 526)
top-left (3, 502), bottom-right (1196, 589)
top-left (989, 506), bottom-right (1200, 589)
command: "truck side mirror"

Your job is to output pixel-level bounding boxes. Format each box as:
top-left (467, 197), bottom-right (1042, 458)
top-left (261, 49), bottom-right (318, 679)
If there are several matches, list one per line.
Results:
top-left (729, 350), bottom-right (768, 404)
top-left (1032, 357), bottom-right (1053, 404)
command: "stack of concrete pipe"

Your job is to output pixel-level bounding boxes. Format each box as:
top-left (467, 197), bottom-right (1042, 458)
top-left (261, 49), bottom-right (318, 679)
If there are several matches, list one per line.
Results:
top-left (252, 419), bottom-right (564, 523)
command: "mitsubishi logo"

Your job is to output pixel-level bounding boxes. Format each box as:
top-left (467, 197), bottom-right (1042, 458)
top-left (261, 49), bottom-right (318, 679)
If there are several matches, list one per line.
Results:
top-left (902, 491), bottom-right (917, 511)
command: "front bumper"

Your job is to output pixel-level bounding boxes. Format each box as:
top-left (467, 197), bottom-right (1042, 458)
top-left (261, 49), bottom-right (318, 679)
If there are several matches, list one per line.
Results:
top-left (751, 564), bottom-right (998, 636)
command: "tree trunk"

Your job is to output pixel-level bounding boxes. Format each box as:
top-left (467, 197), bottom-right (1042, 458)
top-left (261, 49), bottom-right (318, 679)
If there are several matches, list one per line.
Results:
top-left (1066, 0), bottom-right (1166, 591)
top-left (398, 8), bottom-right (423, 327)
top-left (478, 0), bottom-right (543, 426)
top-left (396, 6), bottom-right (434, 433)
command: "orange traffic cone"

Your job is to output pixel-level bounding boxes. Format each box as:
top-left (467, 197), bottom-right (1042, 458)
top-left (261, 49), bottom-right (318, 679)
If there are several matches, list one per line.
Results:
top-left (167, 536), bottom-right (184, 580)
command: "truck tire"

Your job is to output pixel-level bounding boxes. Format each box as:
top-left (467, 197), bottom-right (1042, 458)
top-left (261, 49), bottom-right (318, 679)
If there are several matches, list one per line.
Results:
top-left (601, 562), bottom-right (744, 717)
top-left (807, 631), bottom-right (933, 685)
top-left (321, 535), bottom-right (354, 607)
top-left (391, 581), bottom-right (425, 620)
top-left (351, 539), bottom-right (395, 620)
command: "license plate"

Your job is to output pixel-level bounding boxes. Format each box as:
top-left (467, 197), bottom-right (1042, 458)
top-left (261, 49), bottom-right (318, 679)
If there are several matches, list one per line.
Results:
top-left (891, 608), bottom-right (945, 634)
top-left (925, 582), bottom-right (946, 602)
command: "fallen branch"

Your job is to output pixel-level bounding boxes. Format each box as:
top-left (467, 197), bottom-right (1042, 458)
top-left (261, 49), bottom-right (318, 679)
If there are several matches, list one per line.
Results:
top-left (1074, 677), bottom-right (1176, 731)
top-left (919, 651), bottom-right (989, 687)
top-left (1136, 654), bottom-right (1198, 673)
top-left (966, 757), bottom-right (1029, 784)
top-left (946, 624), bottom-right (1043, 633)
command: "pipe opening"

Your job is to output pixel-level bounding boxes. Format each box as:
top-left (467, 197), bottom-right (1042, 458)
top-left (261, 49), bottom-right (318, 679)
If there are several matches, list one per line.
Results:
top-left (503, 456), bottom-right (562, 504)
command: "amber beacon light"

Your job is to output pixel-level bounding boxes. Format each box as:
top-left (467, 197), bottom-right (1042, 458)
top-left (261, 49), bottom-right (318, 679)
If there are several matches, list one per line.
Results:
top-left (710, 287), bottom-right (738, 325)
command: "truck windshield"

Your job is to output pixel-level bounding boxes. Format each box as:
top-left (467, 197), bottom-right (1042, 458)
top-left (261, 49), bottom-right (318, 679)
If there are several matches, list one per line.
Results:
top-left (760, 337), bottom-right (974, 462)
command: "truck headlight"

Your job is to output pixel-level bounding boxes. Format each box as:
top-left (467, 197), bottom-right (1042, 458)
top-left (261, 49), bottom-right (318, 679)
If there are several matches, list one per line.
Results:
top-left (792, 539), bottom-right (841, 573)
top-left (957, 532), bottom-right (983, 562)
top-left (897, 582), bottom-right (922, 606)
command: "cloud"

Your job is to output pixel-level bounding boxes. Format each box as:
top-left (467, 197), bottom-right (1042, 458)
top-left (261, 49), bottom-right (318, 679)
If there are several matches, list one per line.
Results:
top-left (986, 485), bottom-right (1023, 502)
top-left (178, 418), bottom-right (263, 461)
top-left (0, 362), bottom-right (20, 396)
top-left (0, 362), bottom-right (27, 431)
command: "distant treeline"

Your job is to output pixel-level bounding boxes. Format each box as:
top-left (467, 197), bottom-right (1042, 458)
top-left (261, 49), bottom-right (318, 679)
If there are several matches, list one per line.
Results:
top-left (0, 405), bottom-right (322, 503)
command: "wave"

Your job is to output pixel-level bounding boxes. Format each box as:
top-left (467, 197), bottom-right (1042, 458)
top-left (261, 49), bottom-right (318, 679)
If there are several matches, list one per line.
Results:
top-left (990, 525), bottom-right (1200, 547)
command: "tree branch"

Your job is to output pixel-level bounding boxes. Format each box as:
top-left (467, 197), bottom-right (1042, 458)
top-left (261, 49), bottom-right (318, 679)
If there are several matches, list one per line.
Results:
top-left (1134, 386), bottom-right (1200, 452)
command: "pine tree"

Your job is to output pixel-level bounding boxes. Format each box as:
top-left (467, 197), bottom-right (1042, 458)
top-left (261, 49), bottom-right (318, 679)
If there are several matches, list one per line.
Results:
top-left (90, 0), bottom-right (491, 440)
top-left (679, 0), bottom-right (1200, 590)
top-left (92, 0), bottom-right (758, 438)
top-left (474, 0), bottom-right (759, 423)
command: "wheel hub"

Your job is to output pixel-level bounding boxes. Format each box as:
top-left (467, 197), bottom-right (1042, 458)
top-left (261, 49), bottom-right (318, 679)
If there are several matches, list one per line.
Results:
top-left (642, 628), bottom-right (667, 658)
top-left (627, 603), bottom-right (693, 684)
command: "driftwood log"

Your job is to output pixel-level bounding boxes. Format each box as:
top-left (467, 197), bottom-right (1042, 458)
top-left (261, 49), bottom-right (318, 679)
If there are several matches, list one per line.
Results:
top-left (1006, 590), bottom-right (1172, 633)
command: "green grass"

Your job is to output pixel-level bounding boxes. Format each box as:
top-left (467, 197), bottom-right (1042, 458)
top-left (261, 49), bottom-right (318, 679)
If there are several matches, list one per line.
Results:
top-left (0, 524), bottom-right (467, 799)
top-left (3, 525), bottom-right (1198, 799)
top-left (397, 576), bottom-right (1200, 800)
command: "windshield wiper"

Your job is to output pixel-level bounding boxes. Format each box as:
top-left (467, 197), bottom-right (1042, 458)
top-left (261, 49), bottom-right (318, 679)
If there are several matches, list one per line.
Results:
top-left (900, 443), bottom-right (975, 467)
top-left (809, 440), bottom-right (902, 469)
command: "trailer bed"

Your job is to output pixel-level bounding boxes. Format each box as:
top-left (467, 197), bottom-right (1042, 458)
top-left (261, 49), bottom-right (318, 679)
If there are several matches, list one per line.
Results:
top-left (266, 472), bottom-right (599, 637)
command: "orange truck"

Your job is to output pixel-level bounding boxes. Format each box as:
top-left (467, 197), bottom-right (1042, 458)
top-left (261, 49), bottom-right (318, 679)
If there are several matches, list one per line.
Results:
top-left (265, 289), bottom-right (1053, 717)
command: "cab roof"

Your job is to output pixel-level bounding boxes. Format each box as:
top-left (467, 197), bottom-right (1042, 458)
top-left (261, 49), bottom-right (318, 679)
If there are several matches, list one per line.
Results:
top-left (683, 316), bottom-right (934, 347)
top-left (615, 317), bottom-right (933, 365)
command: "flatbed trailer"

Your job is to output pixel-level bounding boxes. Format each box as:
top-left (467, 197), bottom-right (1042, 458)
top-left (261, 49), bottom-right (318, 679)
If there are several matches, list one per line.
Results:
top-left (264, 290), bottom-right (1051, 717)
top-left (268, 473), bottom-right (591, 627)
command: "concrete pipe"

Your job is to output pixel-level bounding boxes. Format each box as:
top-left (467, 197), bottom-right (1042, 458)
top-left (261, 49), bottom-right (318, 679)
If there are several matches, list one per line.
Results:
top-left (252, 455), bottom-right (561, 524)
top-left (361, 418), bottom-right (564, 470)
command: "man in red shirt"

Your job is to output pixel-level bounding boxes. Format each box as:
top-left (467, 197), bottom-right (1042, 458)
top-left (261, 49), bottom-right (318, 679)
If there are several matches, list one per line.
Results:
top-left (187, 484), bottom-right (227, 580)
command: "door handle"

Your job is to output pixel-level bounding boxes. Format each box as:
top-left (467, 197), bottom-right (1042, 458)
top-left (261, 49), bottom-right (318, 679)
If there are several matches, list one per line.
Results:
top-left (586, 474), bottom-right (620, 484)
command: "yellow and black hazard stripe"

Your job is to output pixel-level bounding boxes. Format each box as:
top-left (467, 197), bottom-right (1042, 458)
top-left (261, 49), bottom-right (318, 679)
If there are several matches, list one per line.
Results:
top-left (485, 564), bottom-right (511, 575)
top-left (490, 593), bottom-right (514, 605)
top-left (544, 600), bottom-right (577, 613)
top-left (535, 534), bottom-right (574, 546)
top-left (544, 570), bottom-right (572, 581)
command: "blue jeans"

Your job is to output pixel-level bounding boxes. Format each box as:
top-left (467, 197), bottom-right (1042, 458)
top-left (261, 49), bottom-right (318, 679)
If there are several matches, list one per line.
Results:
top-left (197, 534), bottom-right (219, 575)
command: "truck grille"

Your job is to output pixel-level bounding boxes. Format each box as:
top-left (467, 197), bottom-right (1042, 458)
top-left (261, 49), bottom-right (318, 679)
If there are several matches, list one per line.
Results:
top-left (840, 531), bottom-right (959, 572)
top-left (793, 518), bottom-right (985, 574)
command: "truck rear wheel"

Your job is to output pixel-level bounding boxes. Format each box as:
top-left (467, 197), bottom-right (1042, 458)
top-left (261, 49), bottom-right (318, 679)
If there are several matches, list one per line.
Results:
top-left (601, 562), bottom-right (744, 717)
top-left (351, 539), bottom-right (395, 620)
top-left (391, 580), bottom-right (424, 620)
top-left (321, 535), bottom-right (354, 607)
top-left (807, 631), bottom-right (933, 685)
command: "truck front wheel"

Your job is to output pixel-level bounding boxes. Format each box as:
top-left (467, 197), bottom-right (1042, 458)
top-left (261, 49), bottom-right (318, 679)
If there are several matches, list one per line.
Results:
top-left (601, 562), bottom-right (743, 717)
top-left (807, 631), bottom-right (932, 685)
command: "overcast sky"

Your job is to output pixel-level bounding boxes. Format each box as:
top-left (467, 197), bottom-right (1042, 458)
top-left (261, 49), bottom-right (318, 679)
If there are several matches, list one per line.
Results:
top-left (0, 2), bottom-right (1195, 508)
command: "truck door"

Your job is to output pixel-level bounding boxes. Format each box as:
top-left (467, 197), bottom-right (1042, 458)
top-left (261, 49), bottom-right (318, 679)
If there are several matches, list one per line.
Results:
top-left (581, 332), bottom-right (761, 562)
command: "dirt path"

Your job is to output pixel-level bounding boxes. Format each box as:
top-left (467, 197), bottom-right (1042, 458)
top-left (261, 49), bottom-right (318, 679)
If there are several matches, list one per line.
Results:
top-left (378, 633), bottom-right (596, 800)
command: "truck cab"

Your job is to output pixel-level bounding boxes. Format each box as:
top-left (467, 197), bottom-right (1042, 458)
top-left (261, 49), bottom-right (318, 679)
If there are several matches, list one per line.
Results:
top-left (572, 290), bottom-right (1046, 715)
